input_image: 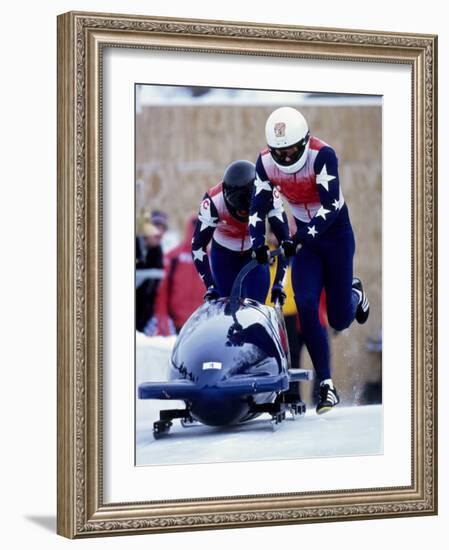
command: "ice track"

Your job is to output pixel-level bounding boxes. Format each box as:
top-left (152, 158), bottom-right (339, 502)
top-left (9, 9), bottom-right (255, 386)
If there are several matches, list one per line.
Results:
top-left (136, 401), bottom-right (383, 467)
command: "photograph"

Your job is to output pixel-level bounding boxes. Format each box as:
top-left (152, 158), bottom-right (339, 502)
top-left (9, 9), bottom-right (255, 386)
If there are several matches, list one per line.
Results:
top-left (134, 84), bottom-right (383, 467)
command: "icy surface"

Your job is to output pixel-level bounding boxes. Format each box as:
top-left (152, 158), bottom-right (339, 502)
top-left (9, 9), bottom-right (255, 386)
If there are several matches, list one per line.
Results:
top-left (136, 404), bottom-right (383, 466)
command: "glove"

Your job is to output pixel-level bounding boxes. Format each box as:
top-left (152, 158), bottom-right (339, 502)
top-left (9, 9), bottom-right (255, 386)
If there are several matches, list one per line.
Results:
top-left (271, 285), bottom-right (287, 306)
top-left (280, 240), bottom-right (298, 258)
top-left (253, 244), bottom-right (270, 264)
top-left (292, 232), bottom-right (306, 248)
top-left (226, 324), bottom-right (245, 346)
top-left (204, 286), bottom-right (220, 302)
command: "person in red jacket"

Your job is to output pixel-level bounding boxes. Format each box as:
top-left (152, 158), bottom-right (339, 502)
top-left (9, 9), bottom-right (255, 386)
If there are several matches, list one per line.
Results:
top-left (152, 215), bottom-right (205, 336)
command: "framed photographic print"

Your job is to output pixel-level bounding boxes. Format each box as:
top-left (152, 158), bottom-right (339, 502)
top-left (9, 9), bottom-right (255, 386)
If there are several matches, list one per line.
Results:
top-left (57, 11), bottom-right (437, 538)
top-left (134, 84), bottom-right (383, 466)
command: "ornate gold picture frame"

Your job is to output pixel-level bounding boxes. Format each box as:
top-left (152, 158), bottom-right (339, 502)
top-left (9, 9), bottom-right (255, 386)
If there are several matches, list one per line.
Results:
top-left (57, 11), bottom-right (437, 538)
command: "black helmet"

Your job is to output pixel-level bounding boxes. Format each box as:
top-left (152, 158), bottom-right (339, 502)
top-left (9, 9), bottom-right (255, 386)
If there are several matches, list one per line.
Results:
top-left (222, 160), bottom-right (255, 218)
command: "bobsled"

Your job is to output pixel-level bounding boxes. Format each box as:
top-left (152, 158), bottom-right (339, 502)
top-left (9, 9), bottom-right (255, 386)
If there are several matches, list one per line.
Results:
top-left (138, 249), bottom-right (313, 438)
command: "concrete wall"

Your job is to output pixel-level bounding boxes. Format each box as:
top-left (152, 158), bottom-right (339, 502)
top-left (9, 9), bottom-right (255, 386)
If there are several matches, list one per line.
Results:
top-left (136, 104), bottom-right (382, 403)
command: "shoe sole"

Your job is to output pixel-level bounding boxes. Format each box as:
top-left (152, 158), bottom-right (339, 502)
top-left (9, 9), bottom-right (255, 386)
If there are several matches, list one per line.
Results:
top-left (353, 278), bottom-right (370, 324)
top-left (316, 405), bottom-right (336, 415)
top-left (356, 308), bottom-right (370, 324)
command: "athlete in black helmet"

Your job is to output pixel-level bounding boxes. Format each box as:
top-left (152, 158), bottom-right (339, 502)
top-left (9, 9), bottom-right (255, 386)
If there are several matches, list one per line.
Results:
top-left (191, 160), bottom-right (289, 303)
top-left (222, 159), bottom-right (254, 219)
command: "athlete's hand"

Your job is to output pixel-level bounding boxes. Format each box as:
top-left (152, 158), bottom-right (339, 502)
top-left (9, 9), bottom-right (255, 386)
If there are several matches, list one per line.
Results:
top-left (280, 240), bottom-right (298, 257)
top-left (253, 244), bottom-right (270, 264)
top-left (204, 286), bottom-right (220, 302)
top-left (271, 285), bottom-right (286, 306)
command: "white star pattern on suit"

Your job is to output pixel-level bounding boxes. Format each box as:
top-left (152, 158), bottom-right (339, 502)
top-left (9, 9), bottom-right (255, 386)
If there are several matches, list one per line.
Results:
top-left (308, 226), bottom-right (318, 238)
top-left (254, 175), bottom-right (272, 196)
top-left (249, 212), bottom-right (262, 227)
top-left (316, 164), bottom-right (336, 192)
top-left (192, 248), bottom-right (207, 262)
top-left (268, 207), bottom-right (285, 223)
top-left (198, 201), bottom-right (218, 231)
top-left (316, 206), bottom-right (331, 220)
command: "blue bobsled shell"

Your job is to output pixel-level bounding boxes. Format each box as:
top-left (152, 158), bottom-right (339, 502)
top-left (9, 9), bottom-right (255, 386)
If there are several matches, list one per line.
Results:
top-left (139, 298), bottom-right (292, 426)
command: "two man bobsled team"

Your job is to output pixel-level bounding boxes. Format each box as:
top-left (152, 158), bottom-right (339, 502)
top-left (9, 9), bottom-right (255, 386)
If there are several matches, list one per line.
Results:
top-left (191, 107), bottom-right (370, 414)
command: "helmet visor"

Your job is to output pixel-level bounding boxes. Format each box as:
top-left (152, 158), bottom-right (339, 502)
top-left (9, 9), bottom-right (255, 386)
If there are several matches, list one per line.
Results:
top-left (223, 185), bottom-right (251, 212)
top-left (269, 132), bottom-right (310, 167)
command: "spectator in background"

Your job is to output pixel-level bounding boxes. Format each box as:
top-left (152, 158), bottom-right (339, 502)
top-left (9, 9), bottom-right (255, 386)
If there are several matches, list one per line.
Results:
top-left (136, 223), bottom-right (164, 332)
top-left (136, 222), bottom-right (163, 269)
top-left (150, 209), bottom-right (168, 235)
top-left (151, 209), bottom-right (179, 253)
top-left (151, 215), bottom-right (205, 335)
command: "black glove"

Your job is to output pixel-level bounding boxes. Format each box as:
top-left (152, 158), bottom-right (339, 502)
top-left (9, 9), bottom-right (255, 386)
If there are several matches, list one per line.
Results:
top-left (226, 323), bottom-right (245, 346)
top-left (253, 244), bottom-right (270, 264)
top-left (281, 239), bottom-right (298, 257)
top-left (204, 286), bottom-right (220, 302)
top-left (271, 285), bottom-right (287, 306)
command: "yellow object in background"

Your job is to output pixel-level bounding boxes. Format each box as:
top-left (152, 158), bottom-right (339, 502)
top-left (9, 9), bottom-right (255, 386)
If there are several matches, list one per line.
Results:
top-left (267, 257), bottom-right (297, 316)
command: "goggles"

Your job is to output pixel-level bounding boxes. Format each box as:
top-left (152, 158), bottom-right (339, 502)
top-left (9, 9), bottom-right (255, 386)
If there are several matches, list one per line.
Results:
top-left (269, 132), bottom-right (310, 166)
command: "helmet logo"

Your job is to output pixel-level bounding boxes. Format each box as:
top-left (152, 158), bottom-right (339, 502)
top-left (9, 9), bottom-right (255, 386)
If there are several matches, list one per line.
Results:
top-left (274, 122), bottom-right (286, 138)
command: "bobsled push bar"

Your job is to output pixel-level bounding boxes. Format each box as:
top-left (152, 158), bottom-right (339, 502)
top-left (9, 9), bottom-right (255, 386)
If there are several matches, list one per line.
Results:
top-left (228, 246), bottom-right (283, 325)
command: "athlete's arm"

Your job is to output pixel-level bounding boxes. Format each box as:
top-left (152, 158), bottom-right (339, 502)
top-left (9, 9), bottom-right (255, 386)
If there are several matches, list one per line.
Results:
top-left (191, 193), bottom-right (218, 289)
top-left (267, 187), bottom-right (290, 245)
top-left (249, 155), bottom-right (276, 251)
top-left (267, 189), bottom-right (289, 288)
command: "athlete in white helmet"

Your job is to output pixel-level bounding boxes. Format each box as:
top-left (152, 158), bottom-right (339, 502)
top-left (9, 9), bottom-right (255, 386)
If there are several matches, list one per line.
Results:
top-left (250, 106), bottom-right (370, 414)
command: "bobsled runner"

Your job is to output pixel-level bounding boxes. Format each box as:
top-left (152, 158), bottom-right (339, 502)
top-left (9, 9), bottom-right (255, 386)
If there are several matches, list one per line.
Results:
top-left (138, 248), bottom-right (313, 439)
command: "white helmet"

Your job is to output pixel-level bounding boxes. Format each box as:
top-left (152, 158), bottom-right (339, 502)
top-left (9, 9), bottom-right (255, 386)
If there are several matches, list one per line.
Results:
top-left (265, 107), bottom-right (310, 174)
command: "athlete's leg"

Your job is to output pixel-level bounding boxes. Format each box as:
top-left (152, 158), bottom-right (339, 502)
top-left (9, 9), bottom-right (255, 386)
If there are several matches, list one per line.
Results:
top-left (321, 225), bottom-right (358, 331)
top-left (210, 242), bottom-right (243, 297)
top-left (291, 246), bottom-right (331, 382)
